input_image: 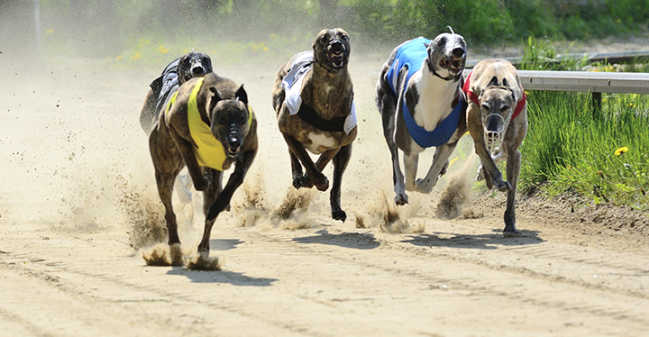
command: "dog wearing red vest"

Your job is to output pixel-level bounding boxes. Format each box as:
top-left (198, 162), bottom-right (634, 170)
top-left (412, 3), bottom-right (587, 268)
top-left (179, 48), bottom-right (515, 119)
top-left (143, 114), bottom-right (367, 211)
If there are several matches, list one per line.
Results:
top-left (463, 59), bottom-right (528, 236)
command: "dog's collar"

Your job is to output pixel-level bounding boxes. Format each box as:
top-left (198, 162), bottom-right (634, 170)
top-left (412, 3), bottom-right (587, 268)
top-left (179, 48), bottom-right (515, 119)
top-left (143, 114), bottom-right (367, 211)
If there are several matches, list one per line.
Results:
top-left (297, 103), bottom-right (347, 132)
top-left (463, 71), bottom-right (526, 120)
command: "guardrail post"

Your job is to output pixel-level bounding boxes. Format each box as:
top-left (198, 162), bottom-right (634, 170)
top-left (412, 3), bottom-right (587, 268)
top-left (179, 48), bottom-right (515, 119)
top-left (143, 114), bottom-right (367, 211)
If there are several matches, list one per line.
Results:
top-left (592, 92), bottom-right (602, 119)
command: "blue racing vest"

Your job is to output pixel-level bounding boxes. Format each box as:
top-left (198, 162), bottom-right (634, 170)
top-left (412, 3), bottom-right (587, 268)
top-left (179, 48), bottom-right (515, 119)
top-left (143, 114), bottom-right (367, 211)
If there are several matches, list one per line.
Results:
top-left (385, 37), bottom-right (464, 148)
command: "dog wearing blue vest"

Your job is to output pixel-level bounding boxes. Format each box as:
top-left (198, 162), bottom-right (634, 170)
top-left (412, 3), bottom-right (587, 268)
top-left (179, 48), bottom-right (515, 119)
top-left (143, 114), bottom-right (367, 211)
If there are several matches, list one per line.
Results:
top-left (148, 72), bottom-right (257, 266)
top-left (376, 30), bottom-right (467, 205)
top-left (272, 28), bottom-right (356, 222)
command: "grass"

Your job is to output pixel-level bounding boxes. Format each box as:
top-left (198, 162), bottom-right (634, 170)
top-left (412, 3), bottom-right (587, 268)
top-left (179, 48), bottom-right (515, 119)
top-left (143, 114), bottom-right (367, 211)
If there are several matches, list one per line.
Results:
top-left (520, 91), bottom-right (649, 209)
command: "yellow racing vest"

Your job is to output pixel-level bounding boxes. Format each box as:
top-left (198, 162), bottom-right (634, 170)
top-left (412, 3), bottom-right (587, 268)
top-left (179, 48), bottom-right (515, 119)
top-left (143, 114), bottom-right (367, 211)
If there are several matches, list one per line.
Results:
top-left (165, 78), bottom-right (253, 171)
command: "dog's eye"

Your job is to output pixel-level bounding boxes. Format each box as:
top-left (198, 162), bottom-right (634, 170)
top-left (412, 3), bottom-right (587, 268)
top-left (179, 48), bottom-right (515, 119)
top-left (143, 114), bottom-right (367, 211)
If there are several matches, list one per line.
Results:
top-left (481, 104), bottom-right (490, 110)
top-left (500, 106), bottom-right (510, 112)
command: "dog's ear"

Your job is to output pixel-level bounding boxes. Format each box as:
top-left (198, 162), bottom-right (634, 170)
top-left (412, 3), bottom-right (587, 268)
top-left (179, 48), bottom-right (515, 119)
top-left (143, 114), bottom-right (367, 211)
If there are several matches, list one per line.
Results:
top-left (235, 84), bottom-right (248, 105)
top-left (209, 86), bottom-right (221, 112)
top-left (203, 56), bottom-right (213, 73)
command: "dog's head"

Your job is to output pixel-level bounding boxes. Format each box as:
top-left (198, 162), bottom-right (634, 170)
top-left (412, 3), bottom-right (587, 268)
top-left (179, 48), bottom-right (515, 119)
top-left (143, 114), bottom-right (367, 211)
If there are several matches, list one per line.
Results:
top-left (207, 85), bottom-right (251, 158)
top-left (477, 82), bottom-right (518, 152)
top-left (178, 52), bottom-right (213, 84)
top-left (312, 28), bottom-right (351, 73)
top-left (427, 30), bottom-right (467, 79)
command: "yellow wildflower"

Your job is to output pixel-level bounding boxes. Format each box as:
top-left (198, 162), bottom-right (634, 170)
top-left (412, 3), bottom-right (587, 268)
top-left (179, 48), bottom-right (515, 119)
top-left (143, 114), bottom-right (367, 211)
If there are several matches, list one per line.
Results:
top-left (158, 45), bottom-right (169, 54)
top-left (45, 28), bottom-right (55, 35)
top-left (614, 146), bottom-right (629, 156)
top-left (131, 52), bottom-right (142, 61)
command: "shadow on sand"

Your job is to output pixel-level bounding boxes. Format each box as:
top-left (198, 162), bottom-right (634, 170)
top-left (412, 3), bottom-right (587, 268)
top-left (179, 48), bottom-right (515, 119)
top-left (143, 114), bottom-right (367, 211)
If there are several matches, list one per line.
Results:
top-left (209, 238), bottom-right (244, 251)
top-left (167, 267), bottom-right (277, 286)
top-left (292, 229), bottom-right (380, 250)
top-left (401, 228), bottom-right (543, 250)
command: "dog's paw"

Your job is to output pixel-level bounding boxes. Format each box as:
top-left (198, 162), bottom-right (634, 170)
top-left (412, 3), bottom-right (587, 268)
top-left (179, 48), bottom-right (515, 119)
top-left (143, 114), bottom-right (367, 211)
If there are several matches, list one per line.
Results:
top-left (415, 178), bottom-right (435, 194)
top-left (476, 166), bottom-right (485, 181)
top-left (293, 175), bottom-right (314, 189)
top-left (494, 180), bottom-right (512, 192)
top-left (310, 173), bottom-right (329, 192)
top-left (332, 209), bottom-right (347, 222)
top-left (394, 193), bottom-right (409, 205)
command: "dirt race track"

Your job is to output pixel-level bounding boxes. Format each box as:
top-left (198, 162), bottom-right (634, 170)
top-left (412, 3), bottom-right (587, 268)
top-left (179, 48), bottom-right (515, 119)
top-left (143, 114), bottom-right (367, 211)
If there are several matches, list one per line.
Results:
top-left (1, 54), bottom-right (649, 337)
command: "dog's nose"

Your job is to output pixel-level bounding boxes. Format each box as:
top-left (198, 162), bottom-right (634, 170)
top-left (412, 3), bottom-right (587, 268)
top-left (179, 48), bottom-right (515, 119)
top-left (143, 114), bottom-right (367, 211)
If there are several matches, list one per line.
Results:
top-left (329, 41), bottom-right (344, 54)
top-left (192, 66), bottom-right (204, 76)
top-left (228, 137), bottom-right (241, 152)
top-left (452, 47), bottom-right (465, 58)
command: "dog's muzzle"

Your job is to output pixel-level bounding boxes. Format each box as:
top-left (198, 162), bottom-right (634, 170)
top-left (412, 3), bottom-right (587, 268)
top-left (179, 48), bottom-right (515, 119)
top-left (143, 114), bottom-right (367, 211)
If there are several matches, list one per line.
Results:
top-left (327, 40), bottom-right (347, 69)
top-left (191, 65), bottom-right (205, 76)
top-left (440, 47), bottom-right (466, 75)
top-left (484, 113), bottom-right (505, 154)
top-left (226, 134), bottom-right (241, 158)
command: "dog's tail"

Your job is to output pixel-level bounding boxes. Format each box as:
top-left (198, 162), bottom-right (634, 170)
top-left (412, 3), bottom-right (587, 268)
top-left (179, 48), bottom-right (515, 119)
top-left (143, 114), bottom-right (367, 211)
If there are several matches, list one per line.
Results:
top-left (447, 26), bottom-right (455, 34)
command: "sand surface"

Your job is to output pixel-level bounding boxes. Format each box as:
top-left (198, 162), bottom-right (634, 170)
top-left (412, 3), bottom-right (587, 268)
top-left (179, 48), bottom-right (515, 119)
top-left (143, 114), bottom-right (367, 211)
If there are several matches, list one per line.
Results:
top-left (1, 53), bottom-right (648, 337)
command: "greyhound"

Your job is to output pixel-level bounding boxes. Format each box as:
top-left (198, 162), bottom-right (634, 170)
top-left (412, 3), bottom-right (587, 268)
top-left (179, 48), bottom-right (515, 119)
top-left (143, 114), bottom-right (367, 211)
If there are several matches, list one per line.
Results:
top-left (272, 28), bottom-right (356, 222)
top-left (149, 72), bottom-right (257, 264)
top-left (463, 59), bottom-right (528, 236)
top-left (139, 52), bottom-right (213, 220)
top-left (376, 30), bottom-right (468, 205)
top-left (139, 52), bottom-right (213, 135)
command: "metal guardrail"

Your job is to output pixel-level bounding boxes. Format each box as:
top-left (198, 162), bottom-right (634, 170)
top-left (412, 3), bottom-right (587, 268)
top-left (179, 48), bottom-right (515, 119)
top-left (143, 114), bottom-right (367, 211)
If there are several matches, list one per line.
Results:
top-left (517, 70), bottom-right (649, 94)
top-left (461, 69), bottom-right (649, 94)
top-left (466, 50), bottom-right (649, 68)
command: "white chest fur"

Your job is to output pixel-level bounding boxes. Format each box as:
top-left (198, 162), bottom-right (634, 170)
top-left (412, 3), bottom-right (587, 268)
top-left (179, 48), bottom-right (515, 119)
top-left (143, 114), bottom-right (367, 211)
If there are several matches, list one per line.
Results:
top-left (411, 70), bottom-right (458, 131)
top-left (307, 132), bottom-right (337, 154)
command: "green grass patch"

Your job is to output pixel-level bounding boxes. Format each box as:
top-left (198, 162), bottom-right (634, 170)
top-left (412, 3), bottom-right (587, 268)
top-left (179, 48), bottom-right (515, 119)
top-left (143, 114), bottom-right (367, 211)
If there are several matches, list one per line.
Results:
top-left (521, 91), bottom-right (649, 209)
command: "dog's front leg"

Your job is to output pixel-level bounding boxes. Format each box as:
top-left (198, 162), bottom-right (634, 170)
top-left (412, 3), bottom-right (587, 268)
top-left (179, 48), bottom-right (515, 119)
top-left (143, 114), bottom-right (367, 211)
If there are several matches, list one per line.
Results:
top-left (467, 106), bottom-right (510, 192)
top-left (330, 145), bottom-right (351, 222)
top-left (283, 134), bottom-right (329, 191)
top-left (169, 127), bottom-right (207, 191)
top-left (503, 146), bottom-right (522, 236)
top-left (200, 149), bottom-right (256, 255)
top-left (416, 142), bottom-right (457, 194)
top-left (404, 152), bottom-right (419, 191)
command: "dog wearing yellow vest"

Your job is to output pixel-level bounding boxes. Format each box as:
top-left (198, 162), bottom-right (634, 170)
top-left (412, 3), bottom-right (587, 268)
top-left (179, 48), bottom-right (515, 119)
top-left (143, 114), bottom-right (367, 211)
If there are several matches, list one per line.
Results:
top-left (149, 72), bottom-right (257, 265)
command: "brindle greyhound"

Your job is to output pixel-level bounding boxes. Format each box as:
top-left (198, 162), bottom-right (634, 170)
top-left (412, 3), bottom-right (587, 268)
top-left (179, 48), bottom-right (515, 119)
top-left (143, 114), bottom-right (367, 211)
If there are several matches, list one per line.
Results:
top-left (463, 59), bottom-right (528, 236)
top-left (376, 31), bottom-right (467, 205)
top-left (149, 72), bottom-right (257, 264)
top-left (272, 28), bottom-right (356, 222)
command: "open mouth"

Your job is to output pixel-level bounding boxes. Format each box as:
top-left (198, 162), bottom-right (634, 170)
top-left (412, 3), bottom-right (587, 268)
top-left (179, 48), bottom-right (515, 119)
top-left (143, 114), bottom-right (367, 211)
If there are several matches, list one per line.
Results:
top-left (439, 57), bottom-right (464, 74)
top-left (226, 148), bottom-right (239, 158)
top-left (329, 54), bottom-right (346, 69)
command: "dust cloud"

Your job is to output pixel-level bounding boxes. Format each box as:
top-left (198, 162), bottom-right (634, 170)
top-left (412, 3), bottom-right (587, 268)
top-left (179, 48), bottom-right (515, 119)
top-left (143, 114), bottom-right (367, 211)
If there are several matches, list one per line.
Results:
top-left (1, 1), bottom-right (484, 260)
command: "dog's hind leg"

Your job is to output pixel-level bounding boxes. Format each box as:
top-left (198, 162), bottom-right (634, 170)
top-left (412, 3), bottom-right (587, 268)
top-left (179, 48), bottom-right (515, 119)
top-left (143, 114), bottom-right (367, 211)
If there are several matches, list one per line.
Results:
top-left (378, 82), bottom-right (408, 205)
top-left (283, 134), bottom-right (329, 191)
top-left (330, 144), bottom-right (351, 222)
top-left (149, 127), bottom-right (184, 266)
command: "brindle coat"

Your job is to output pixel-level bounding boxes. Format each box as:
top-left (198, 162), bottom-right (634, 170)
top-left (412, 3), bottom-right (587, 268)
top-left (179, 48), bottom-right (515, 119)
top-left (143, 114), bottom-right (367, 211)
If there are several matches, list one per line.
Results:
top-left (465, 59), bottom-right (528, 236)
top-left (271, 28), bottom-right (356, 222)
top-left (149, 73), bottom-right (257, 263)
